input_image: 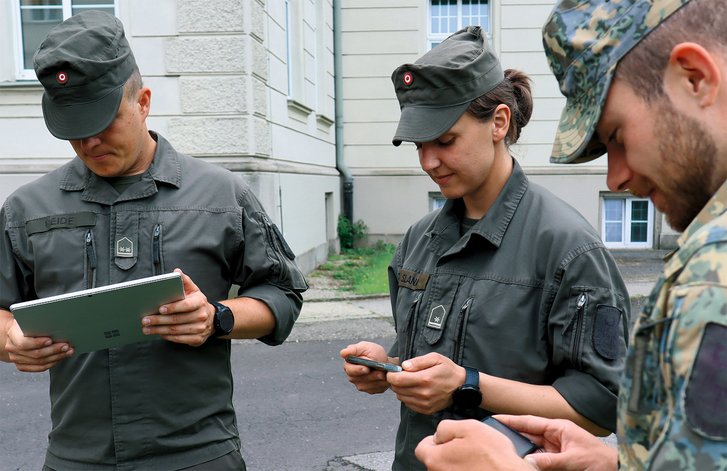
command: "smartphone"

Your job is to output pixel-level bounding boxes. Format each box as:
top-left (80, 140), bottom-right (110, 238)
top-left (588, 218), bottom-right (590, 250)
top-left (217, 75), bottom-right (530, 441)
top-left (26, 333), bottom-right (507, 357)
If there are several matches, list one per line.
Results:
top-left (481, 416), bottom-right (538, 457)
top-left (346, 355), bottom-right (403, 373)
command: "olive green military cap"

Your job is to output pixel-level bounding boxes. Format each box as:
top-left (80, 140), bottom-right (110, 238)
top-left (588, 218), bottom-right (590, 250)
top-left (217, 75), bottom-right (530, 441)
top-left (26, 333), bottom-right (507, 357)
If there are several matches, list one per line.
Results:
top-left (543, 0), bottom-right (691, 164)
top-left (391, 25), bottom-right (504, 146)
top-left (33, 10), bottom-right (137, 140)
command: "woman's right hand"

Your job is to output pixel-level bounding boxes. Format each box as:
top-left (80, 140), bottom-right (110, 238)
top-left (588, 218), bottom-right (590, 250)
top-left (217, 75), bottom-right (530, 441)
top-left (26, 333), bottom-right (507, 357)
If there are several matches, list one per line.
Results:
top-left (340, 341), bottom-right (394, 394)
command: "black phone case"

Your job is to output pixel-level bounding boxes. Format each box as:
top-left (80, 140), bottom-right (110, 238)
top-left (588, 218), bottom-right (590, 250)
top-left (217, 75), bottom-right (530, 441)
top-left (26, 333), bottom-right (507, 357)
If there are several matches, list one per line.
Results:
top-left (481, 416), bottom-right (538, 457)
top-left (345, 356), bottom-right (403, 372)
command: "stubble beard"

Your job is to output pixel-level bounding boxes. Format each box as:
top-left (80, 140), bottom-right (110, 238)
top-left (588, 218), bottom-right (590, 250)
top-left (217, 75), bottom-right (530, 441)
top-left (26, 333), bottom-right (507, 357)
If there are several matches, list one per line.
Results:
top-left (654, 99), bottom-right (719, 232)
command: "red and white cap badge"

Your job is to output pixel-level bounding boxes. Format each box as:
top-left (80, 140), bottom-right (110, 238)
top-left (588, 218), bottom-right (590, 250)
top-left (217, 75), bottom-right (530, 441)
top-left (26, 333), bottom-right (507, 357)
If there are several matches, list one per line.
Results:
top-left (56, 71), bottom-right (69, 84)
top-left (403, 71), bottom-right (413, 86)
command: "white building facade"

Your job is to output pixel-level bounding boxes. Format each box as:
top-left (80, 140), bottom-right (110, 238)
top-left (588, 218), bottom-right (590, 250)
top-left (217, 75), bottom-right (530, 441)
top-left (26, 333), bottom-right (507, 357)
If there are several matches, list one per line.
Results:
top-left (339, 0), bottom-right (677, 249)
top-left (0, 0), bottom-right (340, 273)
top-left (0, 0), bottom-right (676, 276)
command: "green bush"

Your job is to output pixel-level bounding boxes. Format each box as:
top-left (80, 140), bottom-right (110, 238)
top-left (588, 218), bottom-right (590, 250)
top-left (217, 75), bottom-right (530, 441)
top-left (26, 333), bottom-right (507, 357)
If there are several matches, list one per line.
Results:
top-left (338, 215), bottom-right (367, 251)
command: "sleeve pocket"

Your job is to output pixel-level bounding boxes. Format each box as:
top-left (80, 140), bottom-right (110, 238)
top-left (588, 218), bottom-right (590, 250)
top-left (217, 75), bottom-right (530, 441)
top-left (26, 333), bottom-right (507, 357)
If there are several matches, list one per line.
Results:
top-left (684, 322), bottom-right (727, 440)
top-left (592, 305), bottom-right (623, 360)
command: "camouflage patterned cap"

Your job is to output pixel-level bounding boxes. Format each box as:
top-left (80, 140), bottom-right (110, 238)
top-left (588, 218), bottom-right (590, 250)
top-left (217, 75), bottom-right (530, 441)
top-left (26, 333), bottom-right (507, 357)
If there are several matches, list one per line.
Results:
top-left (543, 0), bottom-right (691, 164)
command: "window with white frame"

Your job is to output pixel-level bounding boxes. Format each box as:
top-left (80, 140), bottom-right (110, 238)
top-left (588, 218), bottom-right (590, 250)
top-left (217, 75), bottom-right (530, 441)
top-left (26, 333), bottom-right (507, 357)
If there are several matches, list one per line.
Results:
top-left (428, 0), bottom-right (490, 49)
top-left (14, 1), bottom-right (117, 81)
top-left (285, 0), bottom-right (305, 104)
top-left (429, 192), bottom-right (446, 212)
top-left (601, 196), bottom-right (654, 248)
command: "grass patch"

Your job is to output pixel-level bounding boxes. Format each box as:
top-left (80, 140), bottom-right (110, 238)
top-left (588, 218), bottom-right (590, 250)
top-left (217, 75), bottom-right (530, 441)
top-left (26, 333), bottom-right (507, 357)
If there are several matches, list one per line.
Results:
top-left (316, 242), bottom-right (396, 295)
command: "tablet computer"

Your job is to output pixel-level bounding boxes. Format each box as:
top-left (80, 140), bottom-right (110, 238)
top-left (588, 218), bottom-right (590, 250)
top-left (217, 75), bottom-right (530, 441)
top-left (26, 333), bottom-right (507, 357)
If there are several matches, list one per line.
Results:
top-left (10, 272), bottom-right (185, 354)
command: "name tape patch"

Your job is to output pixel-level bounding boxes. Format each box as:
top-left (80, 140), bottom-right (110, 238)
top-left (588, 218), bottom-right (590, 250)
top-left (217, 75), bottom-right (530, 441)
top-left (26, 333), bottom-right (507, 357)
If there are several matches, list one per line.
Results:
top-left (398, 269), bottom-right (430, 290)
top-left (26, 212), bottom-right (96, 235)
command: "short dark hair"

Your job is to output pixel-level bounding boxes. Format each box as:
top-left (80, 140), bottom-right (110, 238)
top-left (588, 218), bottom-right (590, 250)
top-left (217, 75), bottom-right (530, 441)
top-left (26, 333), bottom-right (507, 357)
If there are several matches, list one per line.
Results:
top-left (466, 69), bottom-right (533, 145)
top-left (123, 66), bottom-right (143, 100)
top-left (617, 0), bottom-right (727, 103)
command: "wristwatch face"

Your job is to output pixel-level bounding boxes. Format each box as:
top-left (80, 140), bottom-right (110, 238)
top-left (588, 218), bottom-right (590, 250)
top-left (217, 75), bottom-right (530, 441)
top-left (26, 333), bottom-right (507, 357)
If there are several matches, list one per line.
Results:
top-left (218, 309), bottom-right (234, 332)
top-left (213, 303), bottom-right (234, 335)
top-left (453, 385), bottom-right (482, 409)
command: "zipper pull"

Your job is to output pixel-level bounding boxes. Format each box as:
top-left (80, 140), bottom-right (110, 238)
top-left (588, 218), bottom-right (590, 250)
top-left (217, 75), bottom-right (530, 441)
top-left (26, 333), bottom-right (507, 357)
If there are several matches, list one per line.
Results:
top-left (85, 230), bottom-right (97, 268)
top-left (152, 224), bottom-right (161, 264)
top-left (576, 293), bottom-right (586, 310)
top-left (461, 296), bottom-right (473, 312)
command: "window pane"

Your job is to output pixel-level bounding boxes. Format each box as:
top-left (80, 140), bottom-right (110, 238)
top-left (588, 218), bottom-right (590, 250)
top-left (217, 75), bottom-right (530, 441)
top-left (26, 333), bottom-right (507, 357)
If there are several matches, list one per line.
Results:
top-left (431, 1), bottom-right (445, 34)
top-left (603, 199), bottom-right (624, 243)
top-left (605, 222), bottom-right (623, 243)
top-left (20, 1), bottom-right (63, 70)
top-left (20, 0), bottom-right (61, 5)
top-left (429, 193), bottom-right (446, 211)
top-left (604, 199), bottom-right (624, 222)
top-left (431, 0), bottom-right (457, 34)
top-left (72, 0), bottom-right (114, 15)
top-left (72, 0), bottom-right (114, 5)
top-left (631, 200), bottom-right (648, 222)
top-left (19, 1), bottom-right (116, 71)
top-left (631, 222), bottom-right (647, 242)
top-left (72, 6), bottom-right (114, 15)
top-left (461, 0), bottom-right (489, 32)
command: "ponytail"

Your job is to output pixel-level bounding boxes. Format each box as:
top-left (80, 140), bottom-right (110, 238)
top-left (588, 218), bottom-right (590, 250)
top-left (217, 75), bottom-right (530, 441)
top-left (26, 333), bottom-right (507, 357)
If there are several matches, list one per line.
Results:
top-left (466, 68), bottom-right (533, 145)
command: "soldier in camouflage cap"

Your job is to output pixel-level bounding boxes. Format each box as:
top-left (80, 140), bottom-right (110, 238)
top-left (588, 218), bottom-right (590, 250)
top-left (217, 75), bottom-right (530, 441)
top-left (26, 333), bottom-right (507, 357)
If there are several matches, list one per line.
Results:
top-left (415, 1), bottom-right (727, 470)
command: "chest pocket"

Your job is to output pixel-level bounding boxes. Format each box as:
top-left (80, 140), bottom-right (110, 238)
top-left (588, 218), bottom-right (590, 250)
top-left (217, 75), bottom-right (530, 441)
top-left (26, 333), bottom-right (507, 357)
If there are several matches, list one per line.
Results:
top-left (25, 212), bottom-right (97, 294)
top-left (625, 277), bottom-right (671, 417)
top-left (421, 276), bottom-right (461, 346)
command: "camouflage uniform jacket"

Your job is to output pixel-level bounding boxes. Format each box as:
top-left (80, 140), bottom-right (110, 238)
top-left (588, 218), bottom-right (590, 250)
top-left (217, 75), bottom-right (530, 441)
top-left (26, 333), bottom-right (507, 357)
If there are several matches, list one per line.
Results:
top-left (618, 182), bottom-right (727, 469)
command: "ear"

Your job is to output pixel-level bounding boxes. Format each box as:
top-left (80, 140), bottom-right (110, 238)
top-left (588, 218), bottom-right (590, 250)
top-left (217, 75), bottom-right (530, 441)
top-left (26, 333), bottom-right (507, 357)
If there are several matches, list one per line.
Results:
top-left (136, 87), bottom-right (152, 119)
top-left (664, 42), bottom-right (721, 108)
top-left (491, 104), bottom-right (510, 143)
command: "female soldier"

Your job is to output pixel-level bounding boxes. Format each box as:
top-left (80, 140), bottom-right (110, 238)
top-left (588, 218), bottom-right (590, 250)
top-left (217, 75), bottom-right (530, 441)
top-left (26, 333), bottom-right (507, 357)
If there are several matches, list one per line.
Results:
top-left (340, 26), bottom-right (630, 471)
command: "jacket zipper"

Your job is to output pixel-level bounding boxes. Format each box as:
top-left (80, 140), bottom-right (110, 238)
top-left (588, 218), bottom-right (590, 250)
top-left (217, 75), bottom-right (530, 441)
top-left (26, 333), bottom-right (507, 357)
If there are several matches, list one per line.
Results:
top-left (453, 296), bottom-right (473, 364)
top-left (572, 292), bottom-right (587, 368)
top-left (85, 229), bottom-right (97, 289)
top-left (405, 292), bottom-right (423, 360)
top-left (152, 224), bottom-right (162, 275)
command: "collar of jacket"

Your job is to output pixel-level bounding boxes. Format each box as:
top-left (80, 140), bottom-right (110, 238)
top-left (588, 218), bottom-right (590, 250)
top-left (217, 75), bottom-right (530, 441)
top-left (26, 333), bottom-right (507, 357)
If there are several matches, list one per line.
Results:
top-left (58, 131), bottom-right (183, 205)
top-left (664, 179), bottom-right (727, 279)
top-left (426, 157), bottom-right (528, 257)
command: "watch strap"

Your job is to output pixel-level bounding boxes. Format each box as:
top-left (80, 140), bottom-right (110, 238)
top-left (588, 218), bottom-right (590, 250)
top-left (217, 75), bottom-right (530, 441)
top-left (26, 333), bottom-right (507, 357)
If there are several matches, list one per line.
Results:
top-left (211, 301), bottom-right (233, 337)
top-left (463, 366), bottom-right (480, 389)
top-left (450, 365), bottom-right (483, 417)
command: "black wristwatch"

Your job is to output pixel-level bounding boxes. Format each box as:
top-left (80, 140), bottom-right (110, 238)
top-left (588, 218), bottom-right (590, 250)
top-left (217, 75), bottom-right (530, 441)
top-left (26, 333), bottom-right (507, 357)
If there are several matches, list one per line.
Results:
top-left (452, 366), bottom-right (482, 410)
top-left (210, 301), bottom-right (234, 337)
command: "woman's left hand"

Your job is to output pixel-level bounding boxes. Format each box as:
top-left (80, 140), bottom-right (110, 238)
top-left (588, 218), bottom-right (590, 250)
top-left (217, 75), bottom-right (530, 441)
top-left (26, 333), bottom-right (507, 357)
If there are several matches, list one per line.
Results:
top-left (388, 352), bottom-right (468, 415)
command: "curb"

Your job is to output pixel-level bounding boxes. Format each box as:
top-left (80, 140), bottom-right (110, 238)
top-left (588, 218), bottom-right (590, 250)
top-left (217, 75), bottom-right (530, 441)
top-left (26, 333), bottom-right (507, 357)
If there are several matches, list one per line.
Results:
top-left (303, 293), bottom-right (390, 303)
top-left (303, 293), bottom-right (649, 303)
